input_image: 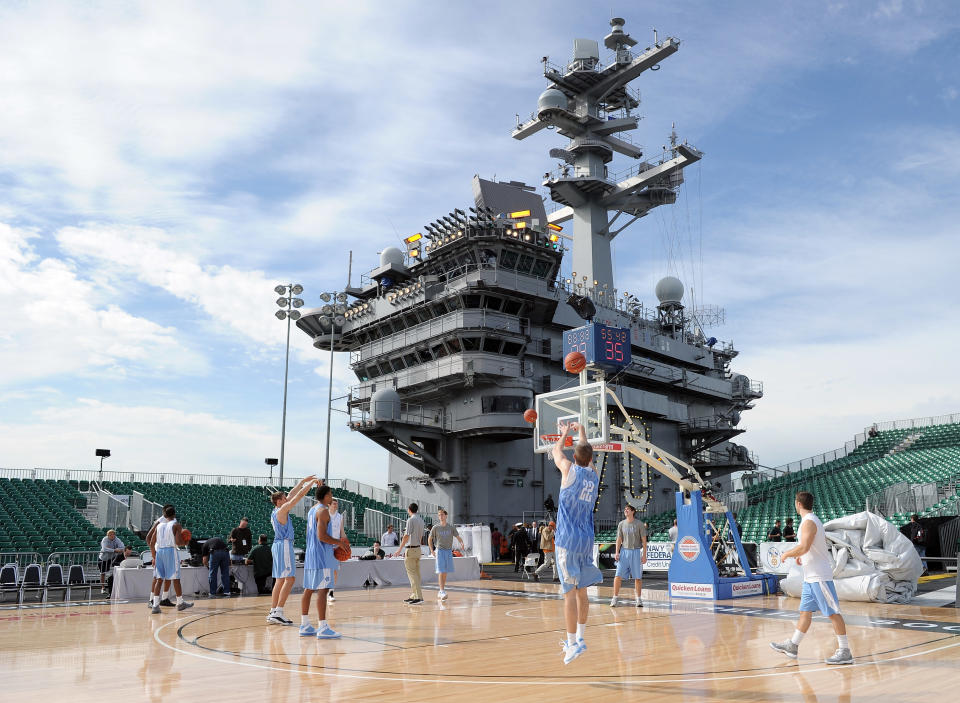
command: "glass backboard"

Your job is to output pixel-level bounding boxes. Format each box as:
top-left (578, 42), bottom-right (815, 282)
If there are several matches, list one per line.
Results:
top-left (533, 380), bottom-right (608, 453)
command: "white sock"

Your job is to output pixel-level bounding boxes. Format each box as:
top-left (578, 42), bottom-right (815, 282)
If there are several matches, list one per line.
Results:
top-left (152, 595), bottom-right (159, 606)
top-left (576, 623), bottom-right (585, 641)
top-left (176, 595), bottom-right (183, 605)
top-left (163, 589), bottom-right (171, 600)
top-left (566, 632), bottom-right (577, 646)
top-left (319, 620), bottom-right (328, 630)
top-left (301, 615), bottom-right (311, 626)
top-left (791, 629), bottom-right (805, 645)
top-left (837, 634), bottom-right (849, 650)
top-left (276, 607), bottom-right (284, 617)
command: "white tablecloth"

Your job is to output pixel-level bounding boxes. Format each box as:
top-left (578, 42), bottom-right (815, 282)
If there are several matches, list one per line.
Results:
top-left (111, 556), bottom-right (481, 601)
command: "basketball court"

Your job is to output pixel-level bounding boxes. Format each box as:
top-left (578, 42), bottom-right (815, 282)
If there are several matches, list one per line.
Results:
top-left (3, 578), bottom-right (959, 701)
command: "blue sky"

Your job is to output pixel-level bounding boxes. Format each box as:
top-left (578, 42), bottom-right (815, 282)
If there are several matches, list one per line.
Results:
top-left (1, 1), bottom-right (958, 484)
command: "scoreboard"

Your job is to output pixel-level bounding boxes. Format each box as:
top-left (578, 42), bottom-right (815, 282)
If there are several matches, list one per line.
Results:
top-left (562, 322), bottom-right (631, 369)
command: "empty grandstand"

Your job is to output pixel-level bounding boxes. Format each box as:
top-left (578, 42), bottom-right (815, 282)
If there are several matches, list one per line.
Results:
top-left (637, 415), bottom-right (960, 548)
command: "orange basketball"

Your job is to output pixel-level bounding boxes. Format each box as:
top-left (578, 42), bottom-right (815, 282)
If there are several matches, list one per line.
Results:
top-left (564, 351), bottom-right (587, 373)
top-left (333, 545), bottom-right (351, 562)
top-left (523, 408), bottom-right (538, 423)
top-left (179, 529), bottom-right (192, 544)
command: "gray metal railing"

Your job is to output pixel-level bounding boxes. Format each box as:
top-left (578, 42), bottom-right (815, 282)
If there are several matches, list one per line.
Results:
top-left (0, 551), bottom-right (42, 574)
top-left (47, 550), bottom-right (105, 581)
top-left (362, 508), bottom-right (407, 541)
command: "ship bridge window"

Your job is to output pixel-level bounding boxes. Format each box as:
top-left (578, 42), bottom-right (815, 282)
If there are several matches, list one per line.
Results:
top-left (446, 337), bottom-right (462, 353)
top-left (516, 254), bottom-right (534, 274)
top-left (389, 358), bottom-right (405, 372)
top-left (481, 396), bottom-right (528, 413)
top-left (403, 353), bottom-right (418, 367)
top-left (502, 300), bottom-right (523, 315)
top-left (431, 343), bottom-right (448, 359)
top-left (482, 337), bottom-right (502, 353)
top-left (431, 303), bottom-right (447, 317)
top-left (457, 251), bottom-right (477, 266)
top-left (499, 250), bottom-right (518, 270)
top-left (364, 366), bottom-right (378, 380)
top-left (463, 294), bottom-right (482, 309)
top-left (482, 296), bottom-right (503, 311)
top-left (502, 341), bottom-right (522, 356)
top-left (446, 296), bottom-right (463, 310)
top-left (402, 313), bottom-right (419, 328)
top-left (531, 259), bottom-right (551, 278)
top-left (460, 336), bottom-right (481, 351)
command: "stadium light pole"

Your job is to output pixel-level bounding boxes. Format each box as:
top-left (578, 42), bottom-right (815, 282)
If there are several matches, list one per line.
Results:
top-left (316, 291), bottom-right (347, 483)
top-left (274, 284), bottom-right (304, 488)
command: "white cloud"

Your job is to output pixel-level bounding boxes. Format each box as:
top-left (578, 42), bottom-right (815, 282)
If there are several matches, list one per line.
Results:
top-left (0, 223), bottom-right (207, 387)
top-left (0, 398), bottom-right (388, 486)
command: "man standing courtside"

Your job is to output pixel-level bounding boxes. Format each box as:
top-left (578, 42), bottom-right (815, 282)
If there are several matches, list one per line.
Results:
top-left (428, 508), bottom-right (465, 601)
top-left (229, 517), bottom-right (252, 564)
top-left (392, 503), bottom-right (425, 604)
top-left (201, 534), bottom-right (231, 597)
top-left (552, 421), bottom-right (602, 665)
top-left (770, 491), bottom-right (853, 665)
top-left (534, 520), bottom-right (557, 582)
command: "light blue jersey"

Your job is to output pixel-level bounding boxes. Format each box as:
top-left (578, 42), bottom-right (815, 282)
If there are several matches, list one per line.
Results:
top-left (305, 504), bottom-right (332, 571)
top-left (304, 503), bottom-right (334, 590)
top-left (271, 505), bottom-right (296, 578)
top-left (271, 507), bottom-right (295, 541)
top-left (555, 464), bottom-right (598, 554)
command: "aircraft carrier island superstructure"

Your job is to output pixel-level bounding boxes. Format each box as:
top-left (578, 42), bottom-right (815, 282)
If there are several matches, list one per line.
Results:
top-left (296, 18), bottom-right (762, 525)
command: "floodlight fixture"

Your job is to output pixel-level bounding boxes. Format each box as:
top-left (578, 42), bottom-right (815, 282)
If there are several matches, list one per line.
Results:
top-left (276, 297), bottom-right (289, 307)
top-left (274, 285), bottom-right (287, 295)
top-left (291, 284), bottom-right (304, 295)
top-left (291, 298), bottom-right (304, 308)
top-left (320, 292), bottom-right (332, 303)
top-left (275, 310), bottom-right (287, 320)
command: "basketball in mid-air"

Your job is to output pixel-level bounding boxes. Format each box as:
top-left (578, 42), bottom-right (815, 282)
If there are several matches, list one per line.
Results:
top-left (333, 545), bottom-right (351, 562)
top-left (564, 351), bottom-right (587, 374)
top-left (523, 408), bottom-right (538, 423)
top-left (179, 529), bottom-right (192, 545)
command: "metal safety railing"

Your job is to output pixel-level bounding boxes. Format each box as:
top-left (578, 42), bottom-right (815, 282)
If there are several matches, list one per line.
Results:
top-left (362, 508), bottom-right (407, 541)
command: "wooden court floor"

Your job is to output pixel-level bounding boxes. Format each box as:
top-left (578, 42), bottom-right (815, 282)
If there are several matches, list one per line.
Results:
top-left (2, 579), bottom-right (959, 702)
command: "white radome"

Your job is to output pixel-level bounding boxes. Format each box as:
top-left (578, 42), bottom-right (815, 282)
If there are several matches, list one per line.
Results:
top-left (380, 247), bottom-right (405, 267)
top-left (655, 276), bottom-right (684, 304)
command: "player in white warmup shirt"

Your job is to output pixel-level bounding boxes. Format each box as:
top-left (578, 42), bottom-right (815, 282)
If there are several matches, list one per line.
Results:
top-left (770, 490), bottom-right (854, 665)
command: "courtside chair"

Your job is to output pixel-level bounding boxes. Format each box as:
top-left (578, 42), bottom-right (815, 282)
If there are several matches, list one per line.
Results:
top-left (44, 563), bottom-right (68, 602)
top-left (67, 564), bottom-right (93, 601)
top-left (19, 563), bottom-right (43, 604)
top-left (0, 564), bottom-right (19, 603)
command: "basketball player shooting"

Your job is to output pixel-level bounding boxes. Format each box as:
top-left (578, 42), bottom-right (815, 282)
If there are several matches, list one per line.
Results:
top-left (551, 420), bottom-right (602, 665)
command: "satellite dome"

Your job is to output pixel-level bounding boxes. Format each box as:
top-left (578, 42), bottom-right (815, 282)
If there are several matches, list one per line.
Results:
top-left (371, 388), bottom-right (402, 422)
top-left (655, 276), bottom-right (684, 304)
top-left (380, 247), bottom-right (405, 267)
top-left (537, 88), bottom-right (568, 117)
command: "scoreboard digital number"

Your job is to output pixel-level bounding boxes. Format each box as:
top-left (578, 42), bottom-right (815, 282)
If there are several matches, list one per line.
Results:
top-left (562, 323), bottom-right (632, 369)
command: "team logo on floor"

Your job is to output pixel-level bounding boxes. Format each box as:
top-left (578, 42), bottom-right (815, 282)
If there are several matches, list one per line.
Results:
top-left (677, 537), bottom-right (700, 562)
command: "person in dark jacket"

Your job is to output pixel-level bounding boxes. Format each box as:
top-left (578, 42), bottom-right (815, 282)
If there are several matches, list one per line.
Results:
top-left (510, 522), bottom-right (531, 572)
top-left (202, 535), bottom-right (232, 596)
top-left (245, 534), bottom-right (274, 594)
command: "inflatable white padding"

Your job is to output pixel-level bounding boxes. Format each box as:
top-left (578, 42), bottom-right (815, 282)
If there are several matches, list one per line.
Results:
top-left (780, 511), bottom-right (923, 604)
